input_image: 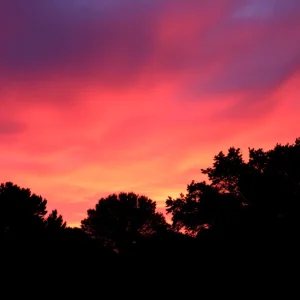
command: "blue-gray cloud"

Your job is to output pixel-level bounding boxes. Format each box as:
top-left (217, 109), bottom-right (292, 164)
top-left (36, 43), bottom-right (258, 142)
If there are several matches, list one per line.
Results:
top-left (0, 0), bottom-right (299, 103)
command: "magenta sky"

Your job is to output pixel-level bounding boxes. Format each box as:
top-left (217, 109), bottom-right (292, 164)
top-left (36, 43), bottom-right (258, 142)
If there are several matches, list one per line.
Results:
top-left (1, 0), bottom-right (300, 226)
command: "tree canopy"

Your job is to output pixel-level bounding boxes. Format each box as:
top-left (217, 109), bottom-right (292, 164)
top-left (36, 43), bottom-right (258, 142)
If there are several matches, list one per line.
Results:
top-left (166, 138), bottom-right (300, 241)
top-left (81, 192), bottom-right (169, 253)
top-left (0, 182), bottom-right (47, 239)
top-left (0, 182), bottom-right (68, 240)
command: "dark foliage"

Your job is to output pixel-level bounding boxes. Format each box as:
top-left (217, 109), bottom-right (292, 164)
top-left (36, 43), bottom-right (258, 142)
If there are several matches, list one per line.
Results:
top-left (81, 192), bottom-right (169, 253)
top-left (166, 138), bottom-right (300, 242)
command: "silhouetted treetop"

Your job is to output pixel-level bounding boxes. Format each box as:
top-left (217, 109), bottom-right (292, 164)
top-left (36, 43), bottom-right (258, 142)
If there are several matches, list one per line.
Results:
top-left (45, 209), bottom-right (67, 239)
top-left (46, 209), bottom-right (66, 229)
top-left (0, 182), bottom-right (48, 239)
top-left (81, 192), bottom-right (169, 253)
top-left (166, 138), bottom-right (300, 240)
top-left (166, 181), bottom-right (241, 236)
top-left (0, 182), bottom-right (71, 241)
top-left (0, 182), bottom-right (47, 216)
top-left (201, 147), bottom-right (246, 197)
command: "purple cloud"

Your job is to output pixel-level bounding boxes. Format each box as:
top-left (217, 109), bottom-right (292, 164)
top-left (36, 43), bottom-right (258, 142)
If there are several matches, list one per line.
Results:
top-left (0, 0), bottom-right (299, 107)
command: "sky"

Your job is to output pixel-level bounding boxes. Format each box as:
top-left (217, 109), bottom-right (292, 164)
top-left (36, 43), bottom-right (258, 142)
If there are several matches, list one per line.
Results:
top-left (1, 0), bottom-right (300, 226)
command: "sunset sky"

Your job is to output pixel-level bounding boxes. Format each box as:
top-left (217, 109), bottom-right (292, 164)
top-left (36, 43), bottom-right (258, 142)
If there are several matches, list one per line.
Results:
top-left (1, 0), bottom-right (300, 226)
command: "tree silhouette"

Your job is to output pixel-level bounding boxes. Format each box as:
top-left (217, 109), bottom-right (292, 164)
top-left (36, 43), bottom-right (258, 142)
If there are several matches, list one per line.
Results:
top-left (0, 182), bottom-right (47, 239)
top-left (166, 138), bottom-right (300, 241)
top-left (166, 181), bottom-right (242, 238)
top-left (242, 138), bottom-right (300, 239)
top-left (81, 192), bottom-right (169, 253)
top-left (201, 147), bottom-right (247, 198)
top-left (45, 209), bottom-right (67, 239)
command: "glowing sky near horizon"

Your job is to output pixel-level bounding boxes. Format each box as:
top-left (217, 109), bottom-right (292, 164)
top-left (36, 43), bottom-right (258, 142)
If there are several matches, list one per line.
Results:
top-left (1, 0), bottom-right (300, 226)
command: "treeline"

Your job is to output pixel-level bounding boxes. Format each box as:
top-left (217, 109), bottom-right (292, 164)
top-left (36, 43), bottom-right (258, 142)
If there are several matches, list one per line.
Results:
top-left (2, 138), bottom-right (300, 258)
